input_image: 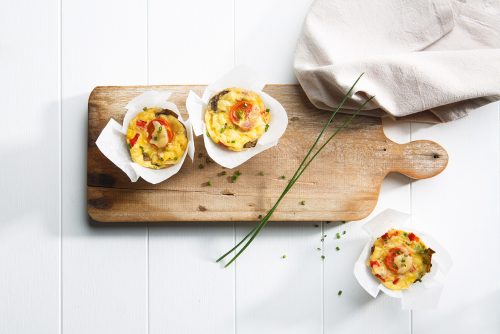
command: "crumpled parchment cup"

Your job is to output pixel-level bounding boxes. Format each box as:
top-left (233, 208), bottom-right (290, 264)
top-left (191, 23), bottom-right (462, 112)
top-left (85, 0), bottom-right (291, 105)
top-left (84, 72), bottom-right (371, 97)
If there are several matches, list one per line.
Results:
top-left (95, 91), bottom-right (195, 184)
top-left (186, 65), bottom-right (288, 169)
top-left (353, 209), bottom-right (452, 310)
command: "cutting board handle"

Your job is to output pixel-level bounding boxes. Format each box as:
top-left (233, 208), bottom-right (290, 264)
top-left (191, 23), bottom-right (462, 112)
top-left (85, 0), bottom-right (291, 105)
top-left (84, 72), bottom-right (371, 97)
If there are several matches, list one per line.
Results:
top-left (389, 140), bottom-right (448, 179)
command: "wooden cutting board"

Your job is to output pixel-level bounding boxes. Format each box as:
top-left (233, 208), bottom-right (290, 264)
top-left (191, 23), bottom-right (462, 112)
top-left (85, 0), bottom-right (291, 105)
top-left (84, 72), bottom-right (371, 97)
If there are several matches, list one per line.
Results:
top-left (87, 85), bottom-right (448, 222)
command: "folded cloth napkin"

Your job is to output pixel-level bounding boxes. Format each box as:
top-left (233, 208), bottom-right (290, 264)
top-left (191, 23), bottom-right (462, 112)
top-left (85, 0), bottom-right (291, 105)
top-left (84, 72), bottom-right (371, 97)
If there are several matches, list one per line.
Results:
top-left (294, 0), bottom-right (500, 123)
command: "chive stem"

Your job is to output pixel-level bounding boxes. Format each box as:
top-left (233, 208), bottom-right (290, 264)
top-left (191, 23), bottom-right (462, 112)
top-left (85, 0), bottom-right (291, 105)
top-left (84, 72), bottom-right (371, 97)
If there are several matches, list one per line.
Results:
top-left (218, 74), bottom-right (372, 267)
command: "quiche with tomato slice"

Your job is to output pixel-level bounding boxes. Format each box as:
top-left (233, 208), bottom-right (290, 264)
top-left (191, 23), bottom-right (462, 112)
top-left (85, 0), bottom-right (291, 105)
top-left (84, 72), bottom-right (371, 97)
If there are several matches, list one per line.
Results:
top-left (205, 87), bottom-right (270, 151)
top-left (126, 108), bottom-right (188, 169)
top-left (367, 229), bottom-right (435, 290)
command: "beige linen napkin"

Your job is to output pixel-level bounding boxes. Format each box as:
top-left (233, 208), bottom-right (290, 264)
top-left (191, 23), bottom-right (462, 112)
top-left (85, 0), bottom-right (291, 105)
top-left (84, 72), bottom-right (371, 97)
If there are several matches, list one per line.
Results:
top-left (294, 0), bottom-right (500, 123)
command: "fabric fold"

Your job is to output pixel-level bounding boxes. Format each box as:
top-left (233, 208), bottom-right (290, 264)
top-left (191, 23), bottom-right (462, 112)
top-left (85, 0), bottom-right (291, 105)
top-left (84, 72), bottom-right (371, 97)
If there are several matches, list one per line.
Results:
top-left (294, 0), bottom-right (500, 123)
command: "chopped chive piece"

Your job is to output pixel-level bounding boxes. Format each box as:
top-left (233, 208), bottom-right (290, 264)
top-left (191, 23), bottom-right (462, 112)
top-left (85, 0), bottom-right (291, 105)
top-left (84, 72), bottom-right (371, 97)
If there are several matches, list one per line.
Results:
top-left (214, 74), bottom-right (373, 268)
top-left (281, 254), bottom-right (287, 259)
top-left (279, 175), bottom-right (286, 180)
top-left (143, 107), bottom-right (147, 111)
top-left (127, 143), bottom-right (131, 149)
top-left (336, 246), bottom-right (340, 251)
top-left (336, 232), bottom-right (341, 239)
top-left (265, 124), bottom-right (269, 132)
top-left (231, 171), bottom-right (241, 183)
top-left (207, 180), bottom-right (212, 186)
top-left (220, 124), bottom-right (227, 133)
top-left (342, 231), bottom-right (346, 235)
top-left (321, 255), bottom-right (325, 260)
top-left (300, 200), bottom-right (305, 205)
top-left (317, 247), bottom-right (321, 251)
top-left (198, 164), bottom-right (204, 169)
top-left (338, 290), bottom-right (342, 296)
top-left (258, 214), bottom-right (263, 219)
top-left (258, 171), bottom-right (264, 176)
top-left (266, 108), bottom-right (270, 113)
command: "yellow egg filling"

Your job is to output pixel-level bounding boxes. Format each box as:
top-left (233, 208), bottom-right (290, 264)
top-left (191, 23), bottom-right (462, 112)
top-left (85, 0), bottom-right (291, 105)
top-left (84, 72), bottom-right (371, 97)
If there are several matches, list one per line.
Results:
top-left (367, 229), bottom-right (434, 290)
top-left (126, 108), bottom-right (188, 169)
top-left (205, 87), bottom-right (270, 152)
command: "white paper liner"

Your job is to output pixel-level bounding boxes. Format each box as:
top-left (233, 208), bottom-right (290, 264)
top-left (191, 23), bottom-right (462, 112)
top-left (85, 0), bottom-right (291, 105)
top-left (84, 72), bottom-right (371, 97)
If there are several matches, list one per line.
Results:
top-left (186, 65), bottom-right (288, 169)
top-left (353, 209), bottom-right (452, 310)
top-left (95, 91), bottom-right (195, 184)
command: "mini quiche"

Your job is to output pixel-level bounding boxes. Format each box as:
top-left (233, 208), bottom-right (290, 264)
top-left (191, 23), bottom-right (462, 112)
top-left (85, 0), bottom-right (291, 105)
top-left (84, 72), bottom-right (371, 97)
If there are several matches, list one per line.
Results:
top-left (205, 87), bottom-right (270, 151)
top-left (126, 108), bottom-right (188, 169)
top-left (367, 229), bottom-right (435, 290)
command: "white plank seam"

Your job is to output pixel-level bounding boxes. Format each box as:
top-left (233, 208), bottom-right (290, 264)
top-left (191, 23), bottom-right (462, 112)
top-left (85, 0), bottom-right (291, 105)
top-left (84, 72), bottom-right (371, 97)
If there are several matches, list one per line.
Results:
top-left (409, 121), bottom-right (414, 334)
top-left (321, 221), bottom-right (325, 334)
top-left (146, 0), bottom-right (150, 333)
top-left (59, 0), bottom-right (63, 331)
top-left (233, 1), bottom-right (238, 334)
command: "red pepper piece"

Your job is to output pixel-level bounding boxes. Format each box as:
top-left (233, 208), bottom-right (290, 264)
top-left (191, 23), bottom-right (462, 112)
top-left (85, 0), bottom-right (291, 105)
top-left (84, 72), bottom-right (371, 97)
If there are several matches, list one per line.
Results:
top-left (129, 133), bottom-right (140, 148)
top-left (136, 120), bottom-right (147, 127)
top-left (408, 233), bottom-right (419, 242)
top-left (392, 278), bottom-right (400, 285)
top-left (370, 260), bottom-right (379, 268)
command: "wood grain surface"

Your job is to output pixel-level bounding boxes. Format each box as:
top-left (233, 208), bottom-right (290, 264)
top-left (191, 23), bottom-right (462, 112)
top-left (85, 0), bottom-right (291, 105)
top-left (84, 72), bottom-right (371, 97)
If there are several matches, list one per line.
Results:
top-left (87, 85), bottom-right (448, 222)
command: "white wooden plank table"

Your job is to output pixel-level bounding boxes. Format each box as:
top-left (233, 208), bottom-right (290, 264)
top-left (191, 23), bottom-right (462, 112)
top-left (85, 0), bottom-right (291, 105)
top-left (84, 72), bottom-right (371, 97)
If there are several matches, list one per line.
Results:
top-left (1, 1), bottom-right (499, 333)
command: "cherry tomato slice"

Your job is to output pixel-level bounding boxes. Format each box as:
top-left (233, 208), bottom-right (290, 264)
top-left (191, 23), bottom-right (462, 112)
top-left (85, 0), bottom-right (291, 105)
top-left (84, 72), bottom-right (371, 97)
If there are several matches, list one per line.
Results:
top-left (129, 133), bottom-right (140, 148)
top-left (147, 118), bottom-right (174, 142)
top-left (229, 101), bottom-right (253, 130)
top-left (384, 247), bottom-right (402, 274)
